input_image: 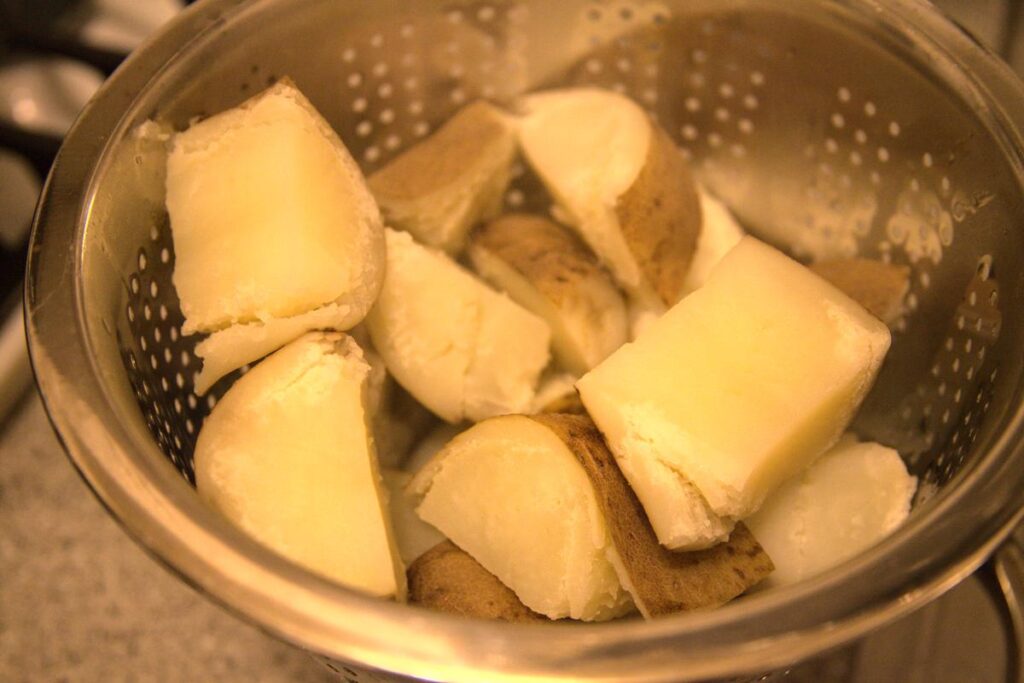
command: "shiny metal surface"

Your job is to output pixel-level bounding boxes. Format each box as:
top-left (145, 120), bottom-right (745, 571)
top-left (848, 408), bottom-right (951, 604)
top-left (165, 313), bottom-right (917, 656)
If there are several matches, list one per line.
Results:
top-left (24, 0), bottom-right (1024, 681)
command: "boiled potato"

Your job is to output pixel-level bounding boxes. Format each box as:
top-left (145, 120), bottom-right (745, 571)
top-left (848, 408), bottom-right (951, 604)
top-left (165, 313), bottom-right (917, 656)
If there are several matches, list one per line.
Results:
top-left (746, 436), bottom-right (915, 588)
top-left (531, 371), bottom-right (585, 415)
top-left (369, 101), bottom-right (517, 254)
top-left (810, 258), bottom-right (910, 325)
top-left (469, 214), bottom-right (628, 375)
top-left (194, 332), bottom-right (405, 599)
top-left (382, 469), bottom-right (447, 565)
top-left (518, 87), bottom-right (701, 308)
top-left (408, 541), bottom-right (546, 622)
top-left (578, 237), bottom-right (891, 549)
top-left (366, 228), bottom-right (551, 423)
top-left (168, 80), bottom-right (384, 392)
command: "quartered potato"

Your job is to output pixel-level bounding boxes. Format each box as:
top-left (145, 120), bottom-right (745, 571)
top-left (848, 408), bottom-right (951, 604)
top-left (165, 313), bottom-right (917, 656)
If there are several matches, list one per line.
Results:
top-left (369, 101), bottom-right (517, 254)
top-left (518, 87), bottom-right (702, 308)
top-left (366, 228), bottom-right (551, 423)
top-left (167, 81), bottom-right (385, 393)
top-left (578, 237), bottom-right (891, 549)
top-left (469, 213), bottom-right (628, 375)
top-left (194, 332), bottom-right (405, 599)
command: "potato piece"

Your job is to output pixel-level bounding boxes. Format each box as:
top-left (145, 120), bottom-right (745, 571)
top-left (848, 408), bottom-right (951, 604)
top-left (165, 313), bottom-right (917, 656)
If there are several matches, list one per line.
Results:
top-left (518, 88), bottom-right (701, 307)
top-left (404, 423), bottom-right (464, 476)
top-left (410, 415), bottom-right (632, 621)
top-left (168, 81), bottom-right (384, 386)
top-left (366, 228), bottom-right (551, 423)
top-left (194, 332), bottom-right (405, 598)
top-left (746, 436), bottom-right (915, 588)
top-left (680, 188), bottom-right (746, 298)
top-left (382, 469), bottom-right (447, 565)
top-left (578, 237), bottom-right (891, 549)
top-left (532, 371), bottom-right (585, 414)
top-left (368, 101), bottom-right (517, 253)
top-left (408, 541), bottom-right (546, 622)
top-left (469, 214), bottom-right (628, 375)
top-left (810, 258), bottom-right (910, 325)
top-left (533, 414), bottom-right (773, 617)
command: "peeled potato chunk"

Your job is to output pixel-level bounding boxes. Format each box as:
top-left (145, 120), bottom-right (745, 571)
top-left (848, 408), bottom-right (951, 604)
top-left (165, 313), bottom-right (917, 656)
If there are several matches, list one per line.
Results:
top-left (194, 332), bottom-right (405, 599)
top-left (532, 414), bottom-right (773, 618)
top-left (518, 87), bottom-right (701, 307)
top-left (168, 80), bottom-right (384, 388)
top-left (810, 258), bottom-right (910, 326)
top-left (410, 415), bottom-right (632, 621)
top-left (469, 214), bottom-right (628, 375)
top-left (366, 228), bottom-right (551, 423)
top-left (578, 237), bottom-right (891, 549)
top-left (382, 469), bottom-right (447, 565)
top-left (408, 541), bottom-right (546, 622)
top-left (746, 436), bottom-right (916, 588)
top-left (369, 101), bottom-right (517, 253)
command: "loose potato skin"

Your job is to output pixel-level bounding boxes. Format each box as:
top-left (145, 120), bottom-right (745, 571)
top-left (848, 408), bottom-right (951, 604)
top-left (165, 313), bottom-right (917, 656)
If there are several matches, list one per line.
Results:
top-left (408, 541), bottom-right (547, 622)
top-left (810, 258), bottom-right (910, 325)
top-left (615, 122), bottom-right (703, 306)
top-left (531, 413), bottom-right (774, 618)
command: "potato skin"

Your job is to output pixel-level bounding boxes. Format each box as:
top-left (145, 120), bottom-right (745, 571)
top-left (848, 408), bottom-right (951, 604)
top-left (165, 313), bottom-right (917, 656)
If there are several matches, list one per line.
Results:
top-left (408, 541), bottom-right (547, 622)
top-left (810, 258), bottom-right (910, 325)
top-left (615, 122), bottom-right (702, 306)
top-left (531, 413), bottom-right (774, 618)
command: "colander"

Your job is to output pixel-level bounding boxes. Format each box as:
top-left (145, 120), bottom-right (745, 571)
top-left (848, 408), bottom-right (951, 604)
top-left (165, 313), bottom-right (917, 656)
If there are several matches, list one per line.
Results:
top-left (24, 0), bottom-right (1024, 680)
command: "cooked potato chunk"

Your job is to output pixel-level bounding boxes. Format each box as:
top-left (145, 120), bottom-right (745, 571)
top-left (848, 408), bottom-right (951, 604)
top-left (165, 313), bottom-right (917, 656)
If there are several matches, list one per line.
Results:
top-left (366, 228), bottom-right (551, 423)
top-left (810, 258), bottom-right (910, 325)
top-left (469, 214), bottom-right (628, 375)
top-left (578, 237), bottom-right (891, 549)
top-left (382, 469), bottom-right (447, 565)
top-left (168, 81), bottom-right (384, 391)
top-left (408, 541), bottom-right (546, 622)
top-left (369, 101), bottom-right (517, 253)
top-left (194, 332), bottom-right (405, 599)
top-left (518, 88), bottom-right (701, 307)
top-left (747, 436), bottom-right (915, 588)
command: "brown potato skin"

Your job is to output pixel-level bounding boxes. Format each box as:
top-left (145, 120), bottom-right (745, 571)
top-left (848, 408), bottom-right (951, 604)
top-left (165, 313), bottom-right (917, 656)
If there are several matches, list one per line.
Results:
top-left (408, 541), bottom-right (547, 622)
top-left (615, 122), bottom-right (702, 306)
top-left (810, 258), bottom-right (910, 325)
top-left (531, 413), bottom-right (774, 618)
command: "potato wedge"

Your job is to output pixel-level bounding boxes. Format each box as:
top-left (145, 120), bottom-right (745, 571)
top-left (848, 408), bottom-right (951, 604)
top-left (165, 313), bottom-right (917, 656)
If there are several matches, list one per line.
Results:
top-left (747, 436), bottom-right (915, 588)
top-left (194, 332), bottom-right (405, 599)
top-left (579, 238), bottom-right (891, 548)
top-left (369, 101), bottom-right (517, 253)
top-left (366, 228), bottom-right (551, 423)
top-left (533, 414), bottom-right (774, 617)
top-left (810, 258), bottom-right (910, 325)
top-left (408, 541), bottom-right (546, 622)
top-left (168, 80), bottom-right (384, 389)
top-left (518, 88), bottom-right (701, 307)
top-left (382, 469), bottom-right (447, 565)
top-left (410, 415), bottom-right (632, 621)
top-left (469, 214), bottom-right (628, 375)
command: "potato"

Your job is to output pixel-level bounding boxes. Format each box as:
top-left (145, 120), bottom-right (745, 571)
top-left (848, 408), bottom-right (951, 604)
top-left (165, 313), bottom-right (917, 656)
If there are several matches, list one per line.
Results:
top-left (369, 101), bottom-right (517, 253)
top-left (168, 80), bottom-right (384, 392)
top-left (810, 258), bottom-right (910, 325)
top-left (533, 414), bottom-right (774, 617)
top-left (382, 469), bottom-right (447, 565)
top-left (408, 541), bottom-right (546, 622)
top-left (366, 228), bottom-right (551, 423)
top-left (578, 238), bottom-right (891, 548)
top-left (532, 371), bottom-right (585, 415)
top-left (409, 415), bottom-right (632, 621)
top-left (194, 332), bottom-right (405, 599)
top-left (680, 187), bottom-right (746, 298)
top-left (469, 214), bottom-right (628, 375)
top-left (404, 423), bottom-right (464, 476)
top-left (518, 88), bottom-right (701, 307)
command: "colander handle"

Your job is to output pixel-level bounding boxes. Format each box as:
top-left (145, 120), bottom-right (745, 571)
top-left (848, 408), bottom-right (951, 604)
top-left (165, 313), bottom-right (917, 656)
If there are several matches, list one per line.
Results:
top-left (981, 533), bottom-right (1024, 683)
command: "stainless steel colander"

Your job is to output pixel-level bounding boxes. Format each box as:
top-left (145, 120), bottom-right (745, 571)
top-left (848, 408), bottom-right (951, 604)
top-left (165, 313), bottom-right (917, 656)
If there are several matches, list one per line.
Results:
top-left (24, 0), bottom-right (1024, 681)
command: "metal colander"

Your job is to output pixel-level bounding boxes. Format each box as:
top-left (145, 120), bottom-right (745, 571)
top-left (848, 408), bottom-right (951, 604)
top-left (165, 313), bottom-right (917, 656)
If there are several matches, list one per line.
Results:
top-left (24, 0), bottom-right (1024, 681)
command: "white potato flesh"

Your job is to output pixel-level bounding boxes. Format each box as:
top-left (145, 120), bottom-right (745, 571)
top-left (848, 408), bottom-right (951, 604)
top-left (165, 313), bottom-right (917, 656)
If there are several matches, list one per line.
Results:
top-left (519, 88), bottom-right (649, 298)
top-left (409, 415), bottom-right (631, 621)
top-left (404, 423), bottom-right (464, 476)
top-left (680, 188), bottom-right (745, 297)
top-left (167, 80), bottom-right (384, 336)
top-left (578, 237), bottom-right (891, 548)
top-left (746, 436), bottom-right (916, 588)
top-left (366, 228), bottom-right (550, 423)
top-left (194, 332), bottom-right (405, 599)
top-left (382, 468), bottom-right (447, 565)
